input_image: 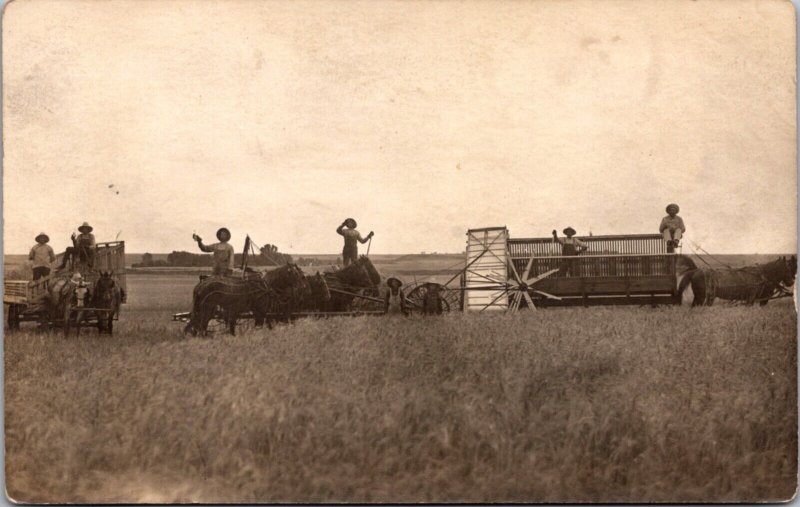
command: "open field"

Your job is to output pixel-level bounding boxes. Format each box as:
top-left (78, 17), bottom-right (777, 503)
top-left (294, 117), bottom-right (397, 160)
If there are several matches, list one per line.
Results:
top-left (4, 269), bottom-right (797, 503)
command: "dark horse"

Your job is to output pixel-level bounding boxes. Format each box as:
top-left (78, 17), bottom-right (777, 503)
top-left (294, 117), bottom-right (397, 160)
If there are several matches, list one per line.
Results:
top-left (322, 256), bottom-right (381, 312)
top-left (677, 255), bottom-right (796, 306)
top-left (184, 264), bottom-right (308, 336)
top-left (92, 271), bottom-right (124, 334)
top-left (294, 272), bottom-right (332, 314)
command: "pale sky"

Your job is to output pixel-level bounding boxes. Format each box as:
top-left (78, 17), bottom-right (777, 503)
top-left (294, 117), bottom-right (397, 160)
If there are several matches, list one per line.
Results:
top-left (3, 0), bottom-right (796, 255)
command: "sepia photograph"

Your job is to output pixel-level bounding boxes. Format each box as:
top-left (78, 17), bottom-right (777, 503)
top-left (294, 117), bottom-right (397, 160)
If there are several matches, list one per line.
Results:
top-left (2, 0), bottom-right (797, 502)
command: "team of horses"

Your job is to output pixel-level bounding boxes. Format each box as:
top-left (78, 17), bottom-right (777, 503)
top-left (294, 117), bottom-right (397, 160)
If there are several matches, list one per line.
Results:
top-left (184, 256), bottom-right (381, 336)
top-left (676, 255), bottom-right (796, 306)
top-left (49, 271), bottom-right (124, 336)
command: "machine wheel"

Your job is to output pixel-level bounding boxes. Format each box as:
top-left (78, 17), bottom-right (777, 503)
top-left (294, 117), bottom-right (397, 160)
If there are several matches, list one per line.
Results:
top-left (405, 283), bottom-right (459, 314)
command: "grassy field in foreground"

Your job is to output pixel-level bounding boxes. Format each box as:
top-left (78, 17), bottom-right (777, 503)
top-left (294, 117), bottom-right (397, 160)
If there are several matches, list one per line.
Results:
top-left (4, 305), bottom-right (797, 503)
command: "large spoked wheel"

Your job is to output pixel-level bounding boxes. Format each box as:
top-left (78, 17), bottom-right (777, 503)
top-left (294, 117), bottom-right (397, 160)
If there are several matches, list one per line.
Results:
top-left (405, 283), bottom-right (459, 314)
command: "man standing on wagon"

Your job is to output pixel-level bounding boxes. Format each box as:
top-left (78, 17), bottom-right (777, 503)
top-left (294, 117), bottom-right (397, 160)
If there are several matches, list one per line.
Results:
top-left (29, 232), bottom-right (55, 280)
top-left (193, 227), bottom-right (235, 276)
top-left (336, 218), bottom-right (374, 267)
top-left (659, 203), bottom-right (686, 253)
top-left (552, 226), bottom-right (588, 276)
top-left (56, 222), bottom-right (96, 271)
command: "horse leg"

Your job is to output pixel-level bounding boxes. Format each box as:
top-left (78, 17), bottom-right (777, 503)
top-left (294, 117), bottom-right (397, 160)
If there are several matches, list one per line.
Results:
top-left (75, 310), bottom-right (83, 337)
top-left (690, 277), bottom-right (704, 307)
top-left (63, 305), bottom-right (72, 337)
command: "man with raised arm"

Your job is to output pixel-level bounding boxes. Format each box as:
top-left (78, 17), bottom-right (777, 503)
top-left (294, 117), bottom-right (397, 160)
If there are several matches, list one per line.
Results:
top-left (56, 222), bottom-right (96, 271)
top-left (336, 218), bottom-right (374, 266)
top-left (193, 227), bottom-right (235, 276)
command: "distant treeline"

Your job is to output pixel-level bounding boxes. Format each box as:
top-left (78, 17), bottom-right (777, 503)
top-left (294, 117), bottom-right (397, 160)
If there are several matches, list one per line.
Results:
top-left (133, 246), bottom-right (326, 268)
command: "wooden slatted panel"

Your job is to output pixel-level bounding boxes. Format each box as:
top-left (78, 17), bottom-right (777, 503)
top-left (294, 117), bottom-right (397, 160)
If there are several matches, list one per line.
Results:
top-left (94, 242), bottom-right (127, 302)
top-left (509, 233), bottom-right (666, 258)
top-left (513, 254), bottom-right (676, 279)
top-left (464, 228), bottom-right (508, 312)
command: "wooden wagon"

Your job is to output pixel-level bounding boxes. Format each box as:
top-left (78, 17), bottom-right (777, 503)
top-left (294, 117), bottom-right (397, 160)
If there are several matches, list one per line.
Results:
top-left (4, 241), bottom-right (127, 331)
top-left (406, 227), bottom-right (680, 312)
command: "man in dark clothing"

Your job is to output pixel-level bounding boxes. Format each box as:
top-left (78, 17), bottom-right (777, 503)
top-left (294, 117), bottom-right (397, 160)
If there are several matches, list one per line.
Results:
top-left (56, 222), bottom-right (96, 271)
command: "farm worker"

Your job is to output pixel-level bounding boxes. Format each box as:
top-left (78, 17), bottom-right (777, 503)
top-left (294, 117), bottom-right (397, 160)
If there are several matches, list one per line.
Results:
top-left (56, 222), bottom-right (96, 271)
top-left (660, 203), bottom-right (686, 253)
top-left (422, 282), bottom-right (444, 315)
top-left (552, 227), bottom-right (588, 277)
top-left (336, 218), bottom-right (374, 267)
top-left (70, 272), bottom-right (89, 308)
top-left (193, 228), bottom-right (235, 276)
top-left (385, 277), bottom-right (408, 316)
top-left (29, 232), bottom-right (55, 280)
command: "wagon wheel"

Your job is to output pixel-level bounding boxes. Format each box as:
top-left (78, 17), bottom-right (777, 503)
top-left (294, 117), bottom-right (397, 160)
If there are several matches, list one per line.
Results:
top-left (7, 304), bottom-right (21, 331)
top-left (405, 283), bottom-right (459, 314)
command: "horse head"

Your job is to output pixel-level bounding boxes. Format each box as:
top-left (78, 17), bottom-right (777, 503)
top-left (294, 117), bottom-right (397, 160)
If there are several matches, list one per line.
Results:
top-left (309, 272), bottom-right (331, 302)
top-left (762, 256), bottom-right (796, 289)
top-left (93, 271), bottom-right (118, 307)
top-left (335, 263), bottom-right (372, 288)
top-left (676, 254), bottom-right (698, 275)
top-left (356, 256), bottom-right (381, 286)
top-left (780, 256), bottom-right (797, 286)
top-left (264, 263), bottom-right (309, 294)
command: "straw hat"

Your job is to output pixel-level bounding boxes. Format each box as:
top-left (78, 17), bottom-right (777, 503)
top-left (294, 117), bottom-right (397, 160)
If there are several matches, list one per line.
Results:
top-left (563, 226), bottom-right (576, 236)
top-left (78, 222), bottom-right (93, 233)
top-left (344, 218), bottom-right (357, 228)
top-left (386, 277), bottom-right (403, 287)
top-left (70, 272), bottom-right (83, 283)
top-left (35, 232), bottom-right (49, 243)
top-left (216, 228), bottom-right (231, 241)
top-left (666, 203), bottom-right (680, 214)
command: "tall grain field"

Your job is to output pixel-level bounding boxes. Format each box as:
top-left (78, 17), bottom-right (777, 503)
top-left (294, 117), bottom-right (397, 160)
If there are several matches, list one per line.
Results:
top-left (4, 303), bottom-right (797, 502)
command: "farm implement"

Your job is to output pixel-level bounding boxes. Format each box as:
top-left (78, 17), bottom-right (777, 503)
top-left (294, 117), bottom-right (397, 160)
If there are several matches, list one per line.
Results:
top-left (401, 227), bottom-right (682, 313)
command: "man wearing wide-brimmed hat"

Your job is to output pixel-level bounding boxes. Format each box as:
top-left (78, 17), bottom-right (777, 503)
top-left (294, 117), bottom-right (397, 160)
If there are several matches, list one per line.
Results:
top-left (336, 218), bottom-right (374, 267)
top-left (659, 203), bottom-right (685, 253)
top-left (29, 232), bottom-right (55, 280)
top-left (56, 222), bottom-right (97, 271)
top-left (384, 277), bottom-right (407, 316)
top-left (552, 226), bottom-right (588, 276)
top-left (194, 227), bottom-right (235, 276)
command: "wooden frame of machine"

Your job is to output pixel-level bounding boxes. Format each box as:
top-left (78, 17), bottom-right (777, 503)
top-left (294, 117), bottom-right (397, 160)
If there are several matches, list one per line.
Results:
top-left (454, 226), bottom-right (680, 311)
